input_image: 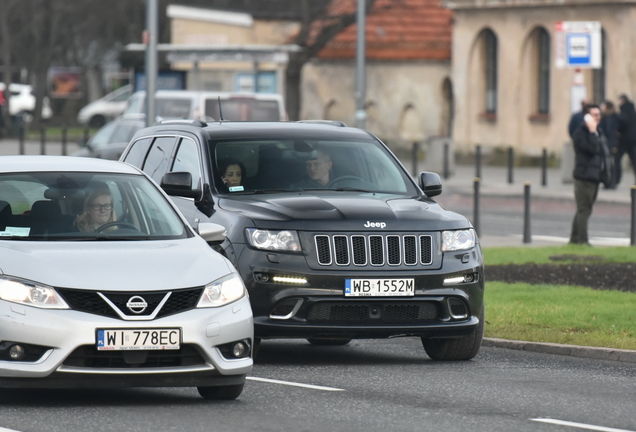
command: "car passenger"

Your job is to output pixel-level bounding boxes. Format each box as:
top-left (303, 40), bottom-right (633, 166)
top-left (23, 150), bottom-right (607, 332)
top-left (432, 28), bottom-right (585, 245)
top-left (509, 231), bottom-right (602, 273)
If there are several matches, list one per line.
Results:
top-left (74, 187), bottom-right (116, 232)
top-left (219, 158), bottom-right (246, 192)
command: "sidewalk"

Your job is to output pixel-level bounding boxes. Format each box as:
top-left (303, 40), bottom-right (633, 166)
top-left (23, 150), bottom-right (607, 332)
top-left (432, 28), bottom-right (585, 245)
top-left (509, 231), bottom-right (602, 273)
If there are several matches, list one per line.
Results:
top-left (436, 164), bottom-right (634, 205)
top-left (0, 138), bottom-right (82, 157)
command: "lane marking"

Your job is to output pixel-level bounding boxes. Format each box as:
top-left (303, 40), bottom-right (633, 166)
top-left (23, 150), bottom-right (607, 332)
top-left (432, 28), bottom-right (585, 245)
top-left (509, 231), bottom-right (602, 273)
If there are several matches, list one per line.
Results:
top-left (532, 418), bottom-right (636, 432)
top-left (247, 376), bottom-right (345, 392)
top-left (0, 427), bottom-right (23, 432)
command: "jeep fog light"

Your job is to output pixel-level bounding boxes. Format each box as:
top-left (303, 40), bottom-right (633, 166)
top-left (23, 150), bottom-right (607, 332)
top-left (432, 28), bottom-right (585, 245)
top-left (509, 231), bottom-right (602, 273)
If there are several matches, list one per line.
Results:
top-left (271, 275), bottom-right (308, 284)
top-left (441, 229), bottom-right (475, 252)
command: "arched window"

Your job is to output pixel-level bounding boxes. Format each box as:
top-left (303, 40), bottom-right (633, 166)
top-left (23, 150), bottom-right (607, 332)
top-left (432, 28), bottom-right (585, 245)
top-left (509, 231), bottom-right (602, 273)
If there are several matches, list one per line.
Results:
top-left (483, 29), bottom-right (498, 114)
top-left (593, 28), bottom-right (607, 103)
top-left (537, 27), bottom-right (551, 114)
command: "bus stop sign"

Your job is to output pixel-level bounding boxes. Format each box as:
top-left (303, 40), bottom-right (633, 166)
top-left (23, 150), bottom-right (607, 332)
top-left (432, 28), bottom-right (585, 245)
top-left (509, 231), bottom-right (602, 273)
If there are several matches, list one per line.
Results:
top-left (555, 21), bottom-right (602, 69)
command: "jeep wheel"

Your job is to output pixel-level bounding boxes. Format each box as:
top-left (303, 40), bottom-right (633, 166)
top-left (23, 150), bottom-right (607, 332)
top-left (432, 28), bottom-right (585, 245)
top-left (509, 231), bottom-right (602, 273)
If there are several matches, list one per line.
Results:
top-left (197, 384), bottom-right (244, 400)
top-left (307, 338), bottom-right (352, 346)
top-left (421, 308), bottom-right (484, 361)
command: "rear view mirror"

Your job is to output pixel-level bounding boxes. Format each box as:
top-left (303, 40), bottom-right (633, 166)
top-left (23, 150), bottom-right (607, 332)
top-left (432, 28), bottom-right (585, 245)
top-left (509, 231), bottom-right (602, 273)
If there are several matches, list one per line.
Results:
top-left (160, 172), bottom-right (202, 200)
top-left (418, 172), bottom-right (442, 197)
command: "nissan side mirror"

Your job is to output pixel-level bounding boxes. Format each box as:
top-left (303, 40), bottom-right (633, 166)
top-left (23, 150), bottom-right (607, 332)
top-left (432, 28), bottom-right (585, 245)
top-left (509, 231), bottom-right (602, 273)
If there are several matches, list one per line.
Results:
top-left (197, 222), bottom-right (226, 244)
top-left (419, 171), bottom-right (442, 197)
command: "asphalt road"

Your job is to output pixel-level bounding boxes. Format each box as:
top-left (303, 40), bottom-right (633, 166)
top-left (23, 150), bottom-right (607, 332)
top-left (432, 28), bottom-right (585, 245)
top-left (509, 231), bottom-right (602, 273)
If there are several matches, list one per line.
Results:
top-left (1, 338), bottom-right (635, 432)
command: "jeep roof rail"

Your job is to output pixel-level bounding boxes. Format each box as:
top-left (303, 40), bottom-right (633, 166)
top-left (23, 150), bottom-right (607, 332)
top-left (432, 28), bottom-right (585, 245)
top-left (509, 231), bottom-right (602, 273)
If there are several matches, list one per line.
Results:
top-left (154, 119), bottom-right (208, 127)
top-left (297, 120), bottom-right (347, 127)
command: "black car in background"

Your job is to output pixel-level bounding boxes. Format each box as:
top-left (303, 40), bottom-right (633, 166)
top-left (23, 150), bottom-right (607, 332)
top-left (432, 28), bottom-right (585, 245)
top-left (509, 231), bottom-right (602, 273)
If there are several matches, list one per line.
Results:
top-left (120, 120), bottom-right (484, 361)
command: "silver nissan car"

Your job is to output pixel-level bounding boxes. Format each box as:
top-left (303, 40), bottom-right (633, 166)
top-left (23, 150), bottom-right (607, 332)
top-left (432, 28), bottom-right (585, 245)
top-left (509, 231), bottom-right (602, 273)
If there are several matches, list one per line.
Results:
top-left (0, 156), bottom-right (253, 400)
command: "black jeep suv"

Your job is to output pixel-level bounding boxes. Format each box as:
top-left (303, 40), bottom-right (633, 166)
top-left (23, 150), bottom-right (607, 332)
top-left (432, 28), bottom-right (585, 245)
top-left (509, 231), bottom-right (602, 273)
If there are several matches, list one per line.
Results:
top-left (121, 120), bottom-right (484, 360)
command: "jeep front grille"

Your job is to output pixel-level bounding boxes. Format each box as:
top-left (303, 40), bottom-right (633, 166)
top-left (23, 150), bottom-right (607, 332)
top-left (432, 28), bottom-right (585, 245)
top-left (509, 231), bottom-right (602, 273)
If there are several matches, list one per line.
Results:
top-left (314, 234), bottom-right (433, 267)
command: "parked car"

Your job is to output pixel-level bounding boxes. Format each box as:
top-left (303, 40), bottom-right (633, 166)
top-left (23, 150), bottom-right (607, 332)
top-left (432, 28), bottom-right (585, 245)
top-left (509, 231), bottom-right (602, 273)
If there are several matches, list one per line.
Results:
top-left (0, 83), bottom-right (52, 122)
top-left (0, 155), bottom-right (253, 399)
top-left (120, 120), bottom-right (485, 361)
top-left (72, 114), bottom-right (145, 160)
top-left (77, 85), bottom-right (133, 128)
top-left (122, 90), bottom-right (286, 122)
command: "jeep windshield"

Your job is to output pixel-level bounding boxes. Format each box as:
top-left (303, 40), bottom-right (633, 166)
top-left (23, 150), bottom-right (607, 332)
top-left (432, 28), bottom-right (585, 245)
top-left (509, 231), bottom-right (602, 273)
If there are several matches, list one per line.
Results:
top-left (0, 172), bottom-right (189, 241)
top-left (211, 138), bottom-right (417, 195)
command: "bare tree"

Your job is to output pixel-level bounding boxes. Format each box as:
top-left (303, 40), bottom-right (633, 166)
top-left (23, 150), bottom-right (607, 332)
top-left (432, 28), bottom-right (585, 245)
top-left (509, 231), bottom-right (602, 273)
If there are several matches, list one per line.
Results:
top-left (285, 0), bottom-right (379, 121)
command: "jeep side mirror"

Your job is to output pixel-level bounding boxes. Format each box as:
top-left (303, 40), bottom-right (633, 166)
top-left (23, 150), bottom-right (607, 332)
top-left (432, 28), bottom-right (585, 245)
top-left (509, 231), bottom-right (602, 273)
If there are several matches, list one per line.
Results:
top-left (418, 171), bottom-right (442, 197)
top-left (160, 172), bottom-right (203, 200)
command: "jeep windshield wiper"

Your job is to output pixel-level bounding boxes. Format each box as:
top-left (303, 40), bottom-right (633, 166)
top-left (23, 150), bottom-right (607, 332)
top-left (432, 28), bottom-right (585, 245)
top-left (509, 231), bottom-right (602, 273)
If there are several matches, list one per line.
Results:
top-left (333, 187), bottom-right (373, 192)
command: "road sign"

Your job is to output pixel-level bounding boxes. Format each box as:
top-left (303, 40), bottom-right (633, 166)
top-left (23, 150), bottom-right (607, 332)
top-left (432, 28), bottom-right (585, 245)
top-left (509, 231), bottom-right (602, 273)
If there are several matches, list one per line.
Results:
top-left (555, 21), bottom-right (602, 69)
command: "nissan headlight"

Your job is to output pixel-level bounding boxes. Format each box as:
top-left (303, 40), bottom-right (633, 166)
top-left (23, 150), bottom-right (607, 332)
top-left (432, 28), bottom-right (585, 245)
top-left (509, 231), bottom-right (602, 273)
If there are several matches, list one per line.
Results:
top-left (441, 229), bottom-right (476, 252)
top-left (197, 274), bottom-right (245, 308)
top-left (245, 228), bottom-right (302, 252)
top-left (0, 276), bottom-right (69, 309)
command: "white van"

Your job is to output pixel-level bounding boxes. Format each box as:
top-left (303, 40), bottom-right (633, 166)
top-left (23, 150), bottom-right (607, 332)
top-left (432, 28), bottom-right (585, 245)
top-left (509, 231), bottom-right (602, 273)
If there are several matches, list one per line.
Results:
top-left (122, 90), bottom-right (286, 122)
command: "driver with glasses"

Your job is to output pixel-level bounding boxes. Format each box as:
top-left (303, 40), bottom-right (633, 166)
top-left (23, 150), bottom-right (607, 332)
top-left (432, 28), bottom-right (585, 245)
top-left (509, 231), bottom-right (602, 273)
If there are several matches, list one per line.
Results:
top-left (74, 186), bottom-right (116, 232)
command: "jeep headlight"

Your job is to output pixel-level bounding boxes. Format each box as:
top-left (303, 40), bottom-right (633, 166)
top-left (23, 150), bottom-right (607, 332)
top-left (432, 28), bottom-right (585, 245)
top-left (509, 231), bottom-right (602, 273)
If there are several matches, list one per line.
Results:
top-left (441, 229), bottom-right (476, 252)
top-left (197, 274), bottom-right (245, 308)
top-left (245, 228), bottom-right (302, 252)
top-left (0, 276), bottom-right (69, 309)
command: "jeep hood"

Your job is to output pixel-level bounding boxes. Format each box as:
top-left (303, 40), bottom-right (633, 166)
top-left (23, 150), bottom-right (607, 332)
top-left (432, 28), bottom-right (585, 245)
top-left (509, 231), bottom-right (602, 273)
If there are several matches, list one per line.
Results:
top-left (218, 193), bottom-right (470, 231)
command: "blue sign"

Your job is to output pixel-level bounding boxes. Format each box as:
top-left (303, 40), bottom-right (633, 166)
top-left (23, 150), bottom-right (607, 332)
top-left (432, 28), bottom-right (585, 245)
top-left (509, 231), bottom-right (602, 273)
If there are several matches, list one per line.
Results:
top-left (134, 71), bottom-right (186, 91)
top-left (566, 33), bottom-right (591, 66)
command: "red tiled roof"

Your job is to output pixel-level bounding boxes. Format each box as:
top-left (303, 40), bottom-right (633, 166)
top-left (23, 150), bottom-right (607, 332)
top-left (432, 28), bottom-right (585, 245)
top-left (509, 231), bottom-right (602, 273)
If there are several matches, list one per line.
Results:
top-left (315, 0), bottom-right (452, 60)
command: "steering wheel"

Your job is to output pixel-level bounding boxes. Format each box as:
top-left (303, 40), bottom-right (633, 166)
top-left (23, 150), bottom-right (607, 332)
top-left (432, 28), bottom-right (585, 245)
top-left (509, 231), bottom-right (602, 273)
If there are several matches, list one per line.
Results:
top-left (95, 221), bottom-right (139, 233)
top-left (330, 175), bottom-right (365, 186)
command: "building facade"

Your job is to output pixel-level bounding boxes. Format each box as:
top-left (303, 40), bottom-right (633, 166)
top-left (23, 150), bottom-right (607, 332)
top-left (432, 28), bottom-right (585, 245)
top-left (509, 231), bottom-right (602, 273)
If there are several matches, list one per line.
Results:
top-left (301, 0), bottom-right (454, 155)
top-left (443, 0), bottom-right (636, 156)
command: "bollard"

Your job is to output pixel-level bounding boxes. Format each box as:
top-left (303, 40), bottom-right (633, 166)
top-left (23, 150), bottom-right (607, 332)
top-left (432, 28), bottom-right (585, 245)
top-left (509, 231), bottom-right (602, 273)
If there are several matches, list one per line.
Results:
top-left (62, 125), bottom-right (67, 156)
top-left (507, 146), bottom-right (514, 184)
top-left (473, 177), bottom-right (481, 238)
top-left (19, 124), bottom-right (25, 155)
top-left (475, 145), bottom-right (482, 179)
top-left (523, 182), bottom-right (531, 243)
top-left (411, 142), bottom-right (418, 177)
top-left (541, 148), bottom-right (548, 187)
top-left (443, 142), bottom-right (449, 179)
top-left (631, 186), bottom-right (636, 246)
top-left (40, 127), bottom-right (46, 155)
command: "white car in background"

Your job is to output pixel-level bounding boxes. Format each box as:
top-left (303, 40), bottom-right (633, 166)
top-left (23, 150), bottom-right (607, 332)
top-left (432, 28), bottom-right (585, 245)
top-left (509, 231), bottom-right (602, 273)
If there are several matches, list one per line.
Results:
top-left (77, 84), bottom-right (133, 128)
top-left (0, 83), bottom-right (52, 122)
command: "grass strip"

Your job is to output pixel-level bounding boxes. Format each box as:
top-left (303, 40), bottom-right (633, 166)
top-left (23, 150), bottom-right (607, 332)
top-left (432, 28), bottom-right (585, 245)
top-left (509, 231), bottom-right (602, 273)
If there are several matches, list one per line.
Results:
top-left (483, 244), bottom-right (636, 265)
top-left (485, 282), bottom-right (636, 351)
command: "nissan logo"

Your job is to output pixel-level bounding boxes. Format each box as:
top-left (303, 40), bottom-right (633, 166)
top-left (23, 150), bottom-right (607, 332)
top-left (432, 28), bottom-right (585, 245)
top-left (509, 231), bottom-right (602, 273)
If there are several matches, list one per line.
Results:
top-left (126, 296), bottom-right (148, 314)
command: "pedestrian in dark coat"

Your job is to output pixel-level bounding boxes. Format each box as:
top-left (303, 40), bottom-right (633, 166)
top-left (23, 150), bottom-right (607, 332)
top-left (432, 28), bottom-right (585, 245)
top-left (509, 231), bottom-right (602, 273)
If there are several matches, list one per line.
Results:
top-left (617, 94), bottom-right (636, 184)
top-left (569, 104), bottom-right (609, 245)
top-left (599, 100), bottom-right (620, 188)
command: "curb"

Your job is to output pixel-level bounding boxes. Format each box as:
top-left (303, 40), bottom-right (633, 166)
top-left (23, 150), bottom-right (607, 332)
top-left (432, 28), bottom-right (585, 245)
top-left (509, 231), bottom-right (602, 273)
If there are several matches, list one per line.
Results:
top-left (482, 337), bottom-right (636, 364)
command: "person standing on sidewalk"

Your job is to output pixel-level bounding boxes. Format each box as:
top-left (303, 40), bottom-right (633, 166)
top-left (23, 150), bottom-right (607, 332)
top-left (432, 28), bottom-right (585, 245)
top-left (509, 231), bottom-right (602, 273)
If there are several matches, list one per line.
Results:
top-left (599, 100), bottom-right (620, 189)
top-left (568, 99), bottom-right (589, 140)
top-left (570, 104), bottom-right (608, 245)
top-left (617, 94), bottom-right (636, 185)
